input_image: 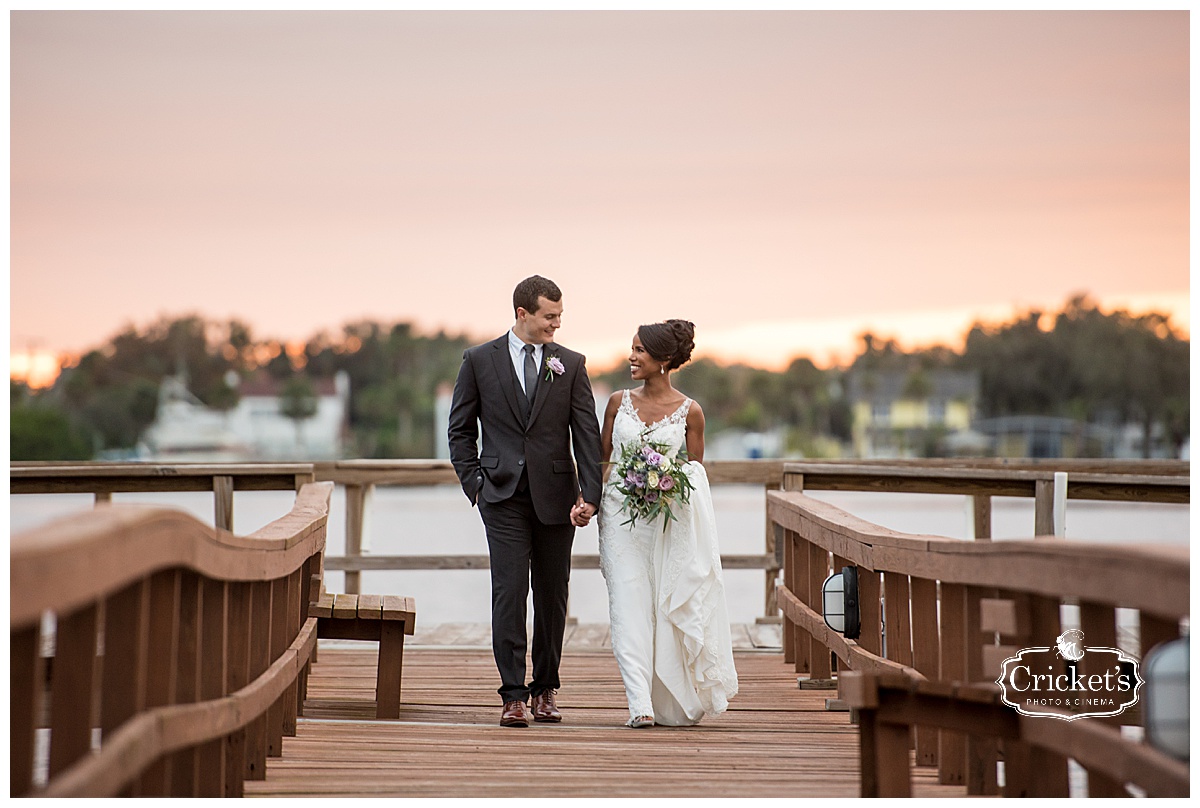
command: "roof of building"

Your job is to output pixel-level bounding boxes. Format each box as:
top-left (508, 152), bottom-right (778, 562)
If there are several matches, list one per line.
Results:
top-left (238, 372), bottom-right (340, 398)
top-left (845, 369), bottom-right (979, 403)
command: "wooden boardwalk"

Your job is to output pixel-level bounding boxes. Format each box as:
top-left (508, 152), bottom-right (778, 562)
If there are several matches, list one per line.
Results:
top-left (245, 626), bottom-right (965, 798)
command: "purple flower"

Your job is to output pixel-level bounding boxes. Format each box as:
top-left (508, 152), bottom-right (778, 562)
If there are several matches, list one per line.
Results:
top-left (645, 490), bottom-right (660, 503)
top-left (626, 472), bottom-right (645, 489)
top-left (658, 474), bottom-right (675, 491)
top-left (544, 355), bottom-right (565, 381)
top-left (645, 449), bottom-right (663, 468)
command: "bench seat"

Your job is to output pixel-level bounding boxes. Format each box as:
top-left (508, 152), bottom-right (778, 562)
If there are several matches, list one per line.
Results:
top-left (309, 592), bottom-right (416, 719)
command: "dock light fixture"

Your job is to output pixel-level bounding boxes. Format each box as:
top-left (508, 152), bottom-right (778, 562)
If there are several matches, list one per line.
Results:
top-left (822, 566), bottom-right (860, 640)
top-left (1143, 636), bottom-right (1189, 761)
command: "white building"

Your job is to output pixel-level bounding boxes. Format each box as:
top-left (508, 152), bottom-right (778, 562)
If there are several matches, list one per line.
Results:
top-left (141, 371), bottom-right (350, 461)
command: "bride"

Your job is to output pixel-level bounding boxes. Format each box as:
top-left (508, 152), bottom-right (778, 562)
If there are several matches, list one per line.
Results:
top-left (597, 319), bottom-right (738, 728)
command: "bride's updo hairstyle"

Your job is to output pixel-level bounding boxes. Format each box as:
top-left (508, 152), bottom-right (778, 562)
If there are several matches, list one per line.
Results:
top-left (637, 319), bottom-right (696, 371)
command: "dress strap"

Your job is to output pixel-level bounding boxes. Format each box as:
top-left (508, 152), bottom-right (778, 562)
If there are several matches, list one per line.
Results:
top-left (671, 398), bottom-right (692, 424)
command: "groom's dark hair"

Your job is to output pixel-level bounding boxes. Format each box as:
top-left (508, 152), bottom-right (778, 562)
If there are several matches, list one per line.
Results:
top-left (513, 275), bottom-right (562, 316)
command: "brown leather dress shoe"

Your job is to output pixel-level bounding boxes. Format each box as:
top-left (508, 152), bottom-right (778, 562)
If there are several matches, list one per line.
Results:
top-left (501, 700), bottom-right (529, 727)
top-left (530, 689), bottom-right (562, 723)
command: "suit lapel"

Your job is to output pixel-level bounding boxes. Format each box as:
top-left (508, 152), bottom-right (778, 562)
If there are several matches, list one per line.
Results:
top-left (488, 336), bottom-right (525, 425)
top-left (526, 343), bottom-right (557, 430)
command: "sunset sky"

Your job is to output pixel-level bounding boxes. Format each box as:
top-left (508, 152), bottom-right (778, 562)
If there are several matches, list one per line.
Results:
top-left (10, 10), bottom-right (1190, 383)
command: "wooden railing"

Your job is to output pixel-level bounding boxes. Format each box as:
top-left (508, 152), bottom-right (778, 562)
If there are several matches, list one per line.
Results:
top-left (310, 459), bottom-right (788, 613)
top-left (10, 481), bottom-right (332, 796)
top-left (12, 459), bottom-right (1187, 621)
top-left (770, 480), bottom-right (1189, 796)
top-left (10, 463), bottom-right (317, 532)
top-left (781, 460), bottom-right (1188, 538)
top-left (841, 671), bottom-right (1190, 797)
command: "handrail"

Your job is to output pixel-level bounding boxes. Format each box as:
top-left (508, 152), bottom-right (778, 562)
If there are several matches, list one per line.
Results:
top-left (770, 487), bottom-right (1188, 796)
top-left (11, 483), bottom-right (332, 627)
top-left (10, 462), bottom-right (316, 532)
top-left (769, 491), bottom-right (1188, 617)
top-left (781, 461), bottom-right (1188, 503)
top-left (10, 481), bottom-right (332, 797)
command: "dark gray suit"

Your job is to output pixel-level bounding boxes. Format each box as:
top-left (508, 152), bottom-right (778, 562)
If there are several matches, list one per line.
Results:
top-left (448, 334), bottom-right (602, 703)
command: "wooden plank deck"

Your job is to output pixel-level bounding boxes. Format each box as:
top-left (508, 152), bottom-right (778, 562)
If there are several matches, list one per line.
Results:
top-left (246, 625), bottom-right (966, 798)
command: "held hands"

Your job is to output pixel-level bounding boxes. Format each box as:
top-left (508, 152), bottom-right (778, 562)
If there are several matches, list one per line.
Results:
top-left (570, 495), bottom-right (597, 527)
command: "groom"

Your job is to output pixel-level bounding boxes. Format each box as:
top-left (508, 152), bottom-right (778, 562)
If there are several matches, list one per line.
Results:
top-left (448, 275), bottom-right (602, 727)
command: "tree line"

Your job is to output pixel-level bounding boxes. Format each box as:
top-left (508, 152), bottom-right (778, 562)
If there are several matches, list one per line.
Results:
top-left (11, 295), bottom-right (1188, 461)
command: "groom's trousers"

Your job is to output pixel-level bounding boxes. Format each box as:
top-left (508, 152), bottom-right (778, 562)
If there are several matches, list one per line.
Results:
top-left (478, 485), bottom-right (575, 704)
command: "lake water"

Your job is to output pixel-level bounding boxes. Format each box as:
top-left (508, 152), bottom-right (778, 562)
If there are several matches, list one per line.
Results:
top-left (11, 486), bottom-right (1189, 626)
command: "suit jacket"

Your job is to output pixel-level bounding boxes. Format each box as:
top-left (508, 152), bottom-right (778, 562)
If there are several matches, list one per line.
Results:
top-left (447, 334), bottom-right (603, 525)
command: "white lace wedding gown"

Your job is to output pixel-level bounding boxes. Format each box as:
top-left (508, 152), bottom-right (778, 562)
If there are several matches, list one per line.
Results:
top-left (598, 390), bottom-right (739, 726)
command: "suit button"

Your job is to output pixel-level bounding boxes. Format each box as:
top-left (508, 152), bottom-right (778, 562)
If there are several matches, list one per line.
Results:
top-left (518, 459), bottom-right (525, 466)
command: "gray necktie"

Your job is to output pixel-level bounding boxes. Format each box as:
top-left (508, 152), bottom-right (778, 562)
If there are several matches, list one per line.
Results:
top-left (523, 344), bottom-right (538, 418)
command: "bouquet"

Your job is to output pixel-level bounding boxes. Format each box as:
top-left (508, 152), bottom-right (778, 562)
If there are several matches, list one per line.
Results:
top-left (612, 437), bottom-right (696, 530)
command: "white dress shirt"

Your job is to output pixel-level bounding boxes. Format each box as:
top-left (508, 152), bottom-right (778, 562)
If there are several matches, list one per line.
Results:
top-left (508, 328), bottom-right (543, 397)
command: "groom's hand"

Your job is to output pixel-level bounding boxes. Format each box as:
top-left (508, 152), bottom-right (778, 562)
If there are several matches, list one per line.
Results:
top-left (570, 498), bottom-right (597, 527)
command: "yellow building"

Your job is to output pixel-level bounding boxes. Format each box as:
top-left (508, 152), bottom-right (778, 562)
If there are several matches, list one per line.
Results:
top-left (846, 370), bottom-right (979, 458)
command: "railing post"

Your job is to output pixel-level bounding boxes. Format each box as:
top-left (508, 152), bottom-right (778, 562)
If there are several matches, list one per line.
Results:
top-left (857, 568), bottom-right (882, 659)
top-left (100, 581), bottom-right (147, 745)
top-left (48, 602), bottom-right (99, 781)
top-left (1053, 471), bottom-right (1068, 537)
top-left (344, 483), bottom-right (368, 595)
top-left (792, 533), bottom-right (811, 674)
top-left (1027, 594), bottom-right (1070, 796)
top-left (763, 482), bottom-right (779, 619)
top-left (136, 570), bottom-right (181, 796)
top-left (224, 582), bottom-right (251, 797)
top-left (282, 568), bottom-right (303, 734)
top-left (214, 475), bottom-right (234, 533)
top-left (781, 526), bottom-right (795, 665)
top-left (1034, 477), bottom-right (1054, 536)
top-left (937, 582), bottom-right (966, 785)
top-left (909, 576), bottom-right (940, 766)
top-left (964, 585), bottom-right (999, 795)
top-left (807, 544), bottom-right (832, 680)
top-left (779, 472), bottom-right (805, 667)
top-left (971, 494), bottom-right (991, 540)
top-left (244, 582), bottom-right (271, 781)
top-left (10, 624), bottom-right (43, 796)
top-left (266, 576), bottom-right (291, 757)
top-left (197, 580), bottom-right (227, 797)
top-left (1078, 595), bottom-right (1126, 797)
top-left (169, 571), bottom-right (202, 796)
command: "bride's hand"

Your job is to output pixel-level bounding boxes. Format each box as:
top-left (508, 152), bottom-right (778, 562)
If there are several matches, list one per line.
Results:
top-left (570, 499), bottom-right (596, 527)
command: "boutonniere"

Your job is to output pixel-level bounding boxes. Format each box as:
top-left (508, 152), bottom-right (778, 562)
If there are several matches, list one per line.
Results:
top-left (544, 353), bottom-right (565, 382)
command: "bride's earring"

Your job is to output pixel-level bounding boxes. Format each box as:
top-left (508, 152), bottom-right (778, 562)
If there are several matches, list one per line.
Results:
top-left (659, 364), bottom-right (665, 375)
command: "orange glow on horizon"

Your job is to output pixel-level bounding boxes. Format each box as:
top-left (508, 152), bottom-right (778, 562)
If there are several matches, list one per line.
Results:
top-left (10, 348), bottom-right (63, 389)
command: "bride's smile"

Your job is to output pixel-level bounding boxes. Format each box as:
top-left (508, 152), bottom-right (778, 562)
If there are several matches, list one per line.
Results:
top-left (627, 335), bottom-right (657, 380)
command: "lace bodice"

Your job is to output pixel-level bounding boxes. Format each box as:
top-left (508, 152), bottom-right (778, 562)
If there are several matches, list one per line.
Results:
top-left (610, 389), bottom-right (691, 462)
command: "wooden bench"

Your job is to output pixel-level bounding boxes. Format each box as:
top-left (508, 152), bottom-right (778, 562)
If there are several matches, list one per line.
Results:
top-left (309, 592), bottom-right (416, 719)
